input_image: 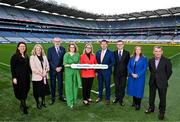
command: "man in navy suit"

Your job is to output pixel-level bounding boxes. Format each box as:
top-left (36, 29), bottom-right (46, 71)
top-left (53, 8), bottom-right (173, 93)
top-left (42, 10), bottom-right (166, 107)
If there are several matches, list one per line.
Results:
top-left (96, 40), bottom-right (115, 105)
top-left (48, 37), bottom-right (66, 104)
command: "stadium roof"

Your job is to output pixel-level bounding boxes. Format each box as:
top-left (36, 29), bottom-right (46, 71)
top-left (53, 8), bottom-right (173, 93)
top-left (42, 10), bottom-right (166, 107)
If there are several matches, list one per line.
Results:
top-left (0, 0), bottom-right (180, 20)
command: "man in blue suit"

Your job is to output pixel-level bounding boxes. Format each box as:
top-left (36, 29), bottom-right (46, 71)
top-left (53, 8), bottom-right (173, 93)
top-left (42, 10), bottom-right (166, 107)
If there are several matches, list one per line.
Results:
top-left (96, 40), bottom-right (115, 105)
top-left (48, 37), bottom-right (66, 104)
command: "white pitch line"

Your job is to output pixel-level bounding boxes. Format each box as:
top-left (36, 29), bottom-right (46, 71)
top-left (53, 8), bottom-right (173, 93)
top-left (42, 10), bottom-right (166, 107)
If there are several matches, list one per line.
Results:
top-left (169, 52), bottom-right (180, 59)
top-left (0, 62), bottom-right (10, 67)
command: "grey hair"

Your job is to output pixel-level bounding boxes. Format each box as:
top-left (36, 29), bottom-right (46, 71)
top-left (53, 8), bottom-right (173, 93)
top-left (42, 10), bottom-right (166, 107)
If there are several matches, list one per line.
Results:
top-left (153, 46), bottom-right (163, 51)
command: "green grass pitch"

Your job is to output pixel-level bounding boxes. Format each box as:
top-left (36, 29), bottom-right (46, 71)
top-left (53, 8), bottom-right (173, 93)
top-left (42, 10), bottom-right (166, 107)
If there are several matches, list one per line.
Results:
top-left (0, 43), bottom-right (180, 121)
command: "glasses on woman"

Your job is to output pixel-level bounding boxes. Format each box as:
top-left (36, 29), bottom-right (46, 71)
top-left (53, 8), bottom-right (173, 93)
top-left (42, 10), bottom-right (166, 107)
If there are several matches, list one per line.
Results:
top-left (86, 46), bottom-right (92, 49)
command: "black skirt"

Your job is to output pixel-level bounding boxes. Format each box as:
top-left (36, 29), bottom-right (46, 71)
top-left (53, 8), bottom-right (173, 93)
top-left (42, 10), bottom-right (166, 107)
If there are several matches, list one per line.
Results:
top-left (32, 79), bottom-right (50, 98)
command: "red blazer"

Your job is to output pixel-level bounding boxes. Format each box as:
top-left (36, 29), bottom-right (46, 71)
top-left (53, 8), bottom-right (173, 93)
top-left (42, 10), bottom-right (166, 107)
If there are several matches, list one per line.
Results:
top-left (80, 53), bottom-right (97, 78)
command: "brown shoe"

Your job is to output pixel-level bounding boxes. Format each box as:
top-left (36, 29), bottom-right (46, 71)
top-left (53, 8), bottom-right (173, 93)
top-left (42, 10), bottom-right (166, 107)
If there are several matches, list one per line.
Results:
top-left (105, 100), bottom-right (110, 105)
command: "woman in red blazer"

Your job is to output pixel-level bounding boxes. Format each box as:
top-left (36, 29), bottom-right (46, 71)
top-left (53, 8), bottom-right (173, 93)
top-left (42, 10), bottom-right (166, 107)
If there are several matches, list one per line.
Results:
top-left (80, 43), bottom-right (97, 105)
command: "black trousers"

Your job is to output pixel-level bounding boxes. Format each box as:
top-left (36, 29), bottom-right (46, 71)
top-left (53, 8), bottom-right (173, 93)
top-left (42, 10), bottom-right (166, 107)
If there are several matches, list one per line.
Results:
top-left (133, 96), bottom-right (141, 106)
top-left (82, 78), bottom-right (94, 100)
top-left (114, 76), bottom-right (127, 103)
top-left (149, 82), bottom-right (167, 113)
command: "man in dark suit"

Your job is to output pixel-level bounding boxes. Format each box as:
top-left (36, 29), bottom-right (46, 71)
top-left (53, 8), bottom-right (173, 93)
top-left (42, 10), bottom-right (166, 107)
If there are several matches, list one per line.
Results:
top-left (113, 40), bottom-right (130, 106)
top-left (48, 37), bottom-right (66, 104)
top-left (96, 40), bottom-right (115, 105)
top-left (145, 46), bottom-right (172, 120)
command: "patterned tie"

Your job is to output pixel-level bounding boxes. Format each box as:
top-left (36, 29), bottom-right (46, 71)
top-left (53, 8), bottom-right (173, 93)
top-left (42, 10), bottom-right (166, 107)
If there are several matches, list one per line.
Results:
top-left (56, 47), bottom-right (60, 57)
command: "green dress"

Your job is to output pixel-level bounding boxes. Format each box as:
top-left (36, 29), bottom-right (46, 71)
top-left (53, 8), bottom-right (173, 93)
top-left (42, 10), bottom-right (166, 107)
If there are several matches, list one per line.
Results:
top-left (63, 52), bottom-right (81, 107)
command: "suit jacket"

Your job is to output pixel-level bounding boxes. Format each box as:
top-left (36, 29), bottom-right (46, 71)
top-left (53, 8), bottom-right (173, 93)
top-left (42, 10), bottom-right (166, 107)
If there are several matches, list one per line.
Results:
top-left (30, 55), bottom-right (49, 81)
top-left (96, 49), bottom-right (115, 74)
top-left (113, 50), bottom-right (130, 78)
top-left (149, 56), bottom-right (172, 88)
top-left (80, 53), bottom-right (97, 78)
top-left (47, 46), bottom-right (66, 71)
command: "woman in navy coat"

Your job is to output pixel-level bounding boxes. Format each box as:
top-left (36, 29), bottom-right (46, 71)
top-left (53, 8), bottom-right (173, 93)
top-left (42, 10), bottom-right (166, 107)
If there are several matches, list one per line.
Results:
top-left (127, 46), bottom-right (147, 110)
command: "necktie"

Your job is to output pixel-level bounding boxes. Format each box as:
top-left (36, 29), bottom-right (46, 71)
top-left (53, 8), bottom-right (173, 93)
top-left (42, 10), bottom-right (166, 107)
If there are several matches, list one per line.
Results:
top-left (56, 47), bottom-right (60, 56)
top-left (118, 51), bottom-right (122, 60)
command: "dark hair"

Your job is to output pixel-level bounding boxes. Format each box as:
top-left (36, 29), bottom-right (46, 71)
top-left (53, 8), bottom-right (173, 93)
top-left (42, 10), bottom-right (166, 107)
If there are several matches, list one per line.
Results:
top-left (16, 42), bottom-right (27, 56)
top-left (100, 40), bottom-right (108, 44)
top-left (117, 40), bottom-right (124, 44)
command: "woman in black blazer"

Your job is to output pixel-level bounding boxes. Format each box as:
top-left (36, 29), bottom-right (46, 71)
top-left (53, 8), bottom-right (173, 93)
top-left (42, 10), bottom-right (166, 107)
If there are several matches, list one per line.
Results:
top-left (10, 42), bottom-right (31, 114)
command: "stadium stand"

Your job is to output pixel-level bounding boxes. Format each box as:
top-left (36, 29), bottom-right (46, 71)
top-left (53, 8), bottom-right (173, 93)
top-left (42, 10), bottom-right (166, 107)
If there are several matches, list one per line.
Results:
top-left (0, 0), bottom-right (180, 43)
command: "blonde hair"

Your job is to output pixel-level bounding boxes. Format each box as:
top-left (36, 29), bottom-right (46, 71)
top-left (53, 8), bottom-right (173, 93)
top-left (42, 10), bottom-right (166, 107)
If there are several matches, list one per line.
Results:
top-left (67, 42), bottom-right (78, 53)
top-left (31, 44), bottom-right (46, 56)
top-left (83, 43), bottom-right (94, 54)
top-left (132, 46), bottom-right (143, 57)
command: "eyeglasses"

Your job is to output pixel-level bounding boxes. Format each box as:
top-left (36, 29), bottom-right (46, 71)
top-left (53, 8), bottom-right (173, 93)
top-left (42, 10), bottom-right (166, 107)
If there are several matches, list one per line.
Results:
top-left (70, 46), bottom-right (75, 48)
top-left (86, 47), bottom-right (92, 49)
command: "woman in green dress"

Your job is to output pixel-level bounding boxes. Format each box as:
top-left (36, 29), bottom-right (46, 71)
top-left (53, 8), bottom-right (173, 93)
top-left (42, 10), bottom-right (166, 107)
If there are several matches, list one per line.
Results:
top-left (63, 42), bottom-right (81, 108)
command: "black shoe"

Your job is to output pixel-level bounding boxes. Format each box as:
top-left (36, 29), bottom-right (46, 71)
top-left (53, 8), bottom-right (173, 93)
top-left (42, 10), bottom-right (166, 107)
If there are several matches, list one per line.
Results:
top-left (145, 107), bottom-right (155, 114)
top-left (41, 103), bottom-right (47, 108)
top-left (20, 102), bottom-right (28, 114)
top-left (135, 105), bottom-right (141, 110)
top-left (158, 113), bottom-right (165, 120)
top-left (23, 108), bottom-right (28, 114)
top-left (25, 106), bottom-right (29, 109)
top-left (119, 102), bottom-right (125, 106)
top-left (113, 99), bottom-right (119, 104)
top-left (59, 97), bottom-right (66, 102)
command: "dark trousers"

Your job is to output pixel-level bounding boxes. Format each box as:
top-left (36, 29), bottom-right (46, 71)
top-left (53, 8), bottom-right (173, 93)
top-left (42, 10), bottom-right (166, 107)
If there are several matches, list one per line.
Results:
top-left (149, 82), bottom-right (167, 113)
top-left (98, 71), bottom-right (111, 100)
top-left (50, 71), bottom-right (64, 101)
top-left (114, 76), bottom-right (127, 103)
top-left (82, 78), bottom-right (94, 100)
top-left (133, 96), bottom-right (141, 106)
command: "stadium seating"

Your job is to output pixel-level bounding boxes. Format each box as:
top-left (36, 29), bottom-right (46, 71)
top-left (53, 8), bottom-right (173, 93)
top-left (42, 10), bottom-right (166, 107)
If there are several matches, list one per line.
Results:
top-left (0, 5), bottom-right (179, 43)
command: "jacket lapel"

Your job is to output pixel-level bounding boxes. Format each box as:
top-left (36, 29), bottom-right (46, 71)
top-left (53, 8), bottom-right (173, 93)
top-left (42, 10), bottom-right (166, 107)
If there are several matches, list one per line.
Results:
top-left (53, 47), bottom-right (59, 57)
top-left (151, 57), bottom-right (156, 71)
top-left (102, 49), bottom-right (108, 63)
top-left (156, 56), bottom-right (163, 71)
top-left (35, 56), bottom-right (43, 72)
top-left (120, 50), bottom-right (126, 62)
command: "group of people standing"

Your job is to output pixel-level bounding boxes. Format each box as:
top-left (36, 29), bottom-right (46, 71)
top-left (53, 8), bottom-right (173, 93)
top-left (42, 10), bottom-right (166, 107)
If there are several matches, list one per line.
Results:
top-left (10, 38), bottom-right (172, 120)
